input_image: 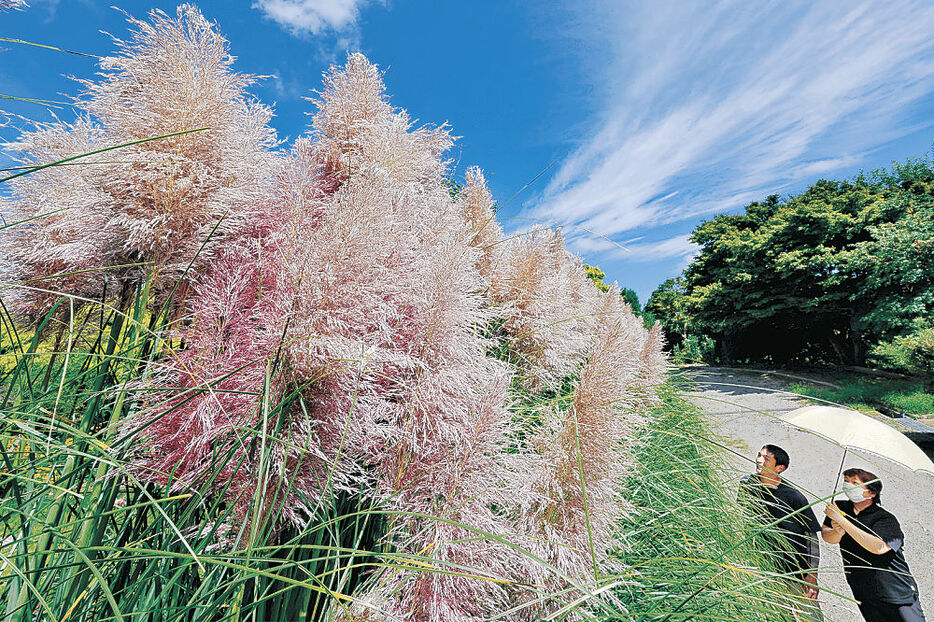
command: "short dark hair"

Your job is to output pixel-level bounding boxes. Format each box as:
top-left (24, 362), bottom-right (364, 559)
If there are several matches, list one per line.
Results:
top-left (843, 468), bottom-right (883, 505)
top-left (762, 444), bottom-right (790, 469)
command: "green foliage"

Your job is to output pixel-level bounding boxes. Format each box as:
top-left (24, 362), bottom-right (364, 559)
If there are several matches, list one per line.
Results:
top-left (644, 276), bottom-right (710, 357)
top-left (871, 325), bottom-right (934, 374)
top-left (0, 287), bottom-right (386, 621)
top-left (679, 155), bottom-right (934, 365)
top-left (583, 263), bottom-right (611, 292)
top-left (844, 180), bottom-right (934, 340)
top-left (443, 176), bottom-right (464, 200)
top-left (619, 287), bottom-right (641, 314)
top-left (791, 375), bottom-right (934, 416)
top-left (885, 390), bottom-right (934, 415)
top-left (671, 333), bottom-right (716, 364)
top-left (640, 309), bottom-right (657, 330)
top-left (611, 384), bottom-right (796, 620)
top-left (870, 325), bottom-right (934, 395)
top-left (645, 278), bottom-right (690, 341)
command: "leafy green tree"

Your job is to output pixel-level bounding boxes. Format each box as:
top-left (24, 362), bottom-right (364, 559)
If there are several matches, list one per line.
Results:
top-left (872, 326), bottom-right (934, 384)
top-left (842, 166), bottom-right (934, 341)
top-left (620, 287), bottom-right (641, 314)
top-left (680, 155), bottom-right (934, 365)
top-left (645, 277), bottom-right (692, 351)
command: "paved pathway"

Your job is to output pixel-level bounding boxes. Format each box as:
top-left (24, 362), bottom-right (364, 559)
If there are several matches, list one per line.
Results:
top-left (681, 366), bottom-right (933, 621)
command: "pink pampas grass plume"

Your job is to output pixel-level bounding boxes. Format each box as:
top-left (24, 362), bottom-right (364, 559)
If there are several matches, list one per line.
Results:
top-left (273, 54), bottom-right (537, 622)
top-left (634, 322), bottom-right (669, 406)
top-left (124, 245), bottom-right (295, 526)
top-left (123, 132), bottom-right (333, 529)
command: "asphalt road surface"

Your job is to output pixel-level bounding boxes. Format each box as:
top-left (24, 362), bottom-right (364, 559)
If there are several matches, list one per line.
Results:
top-left (681, 366), bottom-right (933, 622)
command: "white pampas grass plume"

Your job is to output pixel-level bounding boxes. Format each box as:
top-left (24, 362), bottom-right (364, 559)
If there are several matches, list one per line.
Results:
top-left (0, 0), bottom-right (27, 11)
top-left (457, 166), bottom-right (503, 274)
top-left (309, 53), bottom-right (453, 187)
top-left (1, 5), bottom-right (278, 316)
top-left (489, 226), bottom-right (603, 390)
top-left (1, 120), bottom-right (124, 317)
top-left (512, 287), bottom-right (664, 617)
top-left (77, 4), bottom-right (279, 284)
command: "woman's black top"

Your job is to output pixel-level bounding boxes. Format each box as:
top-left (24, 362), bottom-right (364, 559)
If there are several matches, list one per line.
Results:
top-left (823, 500), bottom-right (919, 605)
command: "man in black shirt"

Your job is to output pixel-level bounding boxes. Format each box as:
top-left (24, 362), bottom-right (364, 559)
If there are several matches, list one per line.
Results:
top-left (823, 467), bottom-right (926, 622)
top-left (739, 444), bottom-right (822, 620)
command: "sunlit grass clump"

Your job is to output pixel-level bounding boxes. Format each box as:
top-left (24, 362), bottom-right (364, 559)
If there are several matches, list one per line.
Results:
top-left (612, 385), bottom-right (798, 620)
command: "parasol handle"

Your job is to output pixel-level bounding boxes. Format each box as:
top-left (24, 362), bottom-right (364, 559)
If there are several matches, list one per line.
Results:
top-left (832, 447), bottom-right (848, 497)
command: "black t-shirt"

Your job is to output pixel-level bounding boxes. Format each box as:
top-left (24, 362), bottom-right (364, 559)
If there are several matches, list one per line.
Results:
top-left (739, 476), bottom-right (821, 574)
top-left (823, 500), bottom-right (919, 605)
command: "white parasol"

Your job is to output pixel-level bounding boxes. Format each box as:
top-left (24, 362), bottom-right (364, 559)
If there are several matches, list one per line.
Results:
top-left (780, 405), bottom-right (934, 490)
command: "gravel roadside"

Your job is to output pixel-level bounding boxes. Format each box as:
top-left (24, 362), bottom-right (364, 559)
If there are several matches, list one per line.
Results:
top-left (680, 366), bottom-right (933, 622)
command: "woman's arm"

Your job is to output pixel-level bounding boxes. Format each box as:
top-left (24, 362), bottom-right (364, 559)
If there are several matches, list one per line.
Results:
top-left (821, 520), bottom-right (844, 544)
top-left (824, 503), bottom-right (891, 554)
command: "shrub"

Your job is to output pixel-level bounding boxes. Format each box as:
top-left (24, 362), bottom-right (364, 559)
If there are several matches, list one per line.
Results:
top-left (671, 333), bottom-right (716, 364)
top-left (871, 325), bottom-right (934, 379)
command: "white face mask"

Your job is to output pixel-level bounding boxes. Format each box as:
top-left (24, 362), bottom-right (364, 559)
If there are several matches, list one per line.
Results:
top-left (843, 486), bottom-right (868, 504)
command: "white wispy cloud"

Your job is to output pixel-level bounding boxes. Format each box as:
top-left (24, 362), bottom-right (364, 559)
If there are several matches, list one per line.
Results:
top-left (526, 0), bottom-right (934, 252)
top-left (269, 70), bottom-right (306, 101)
top-left (564, 231), bottom-right (698, 263)
top-left (252, 0), bottom-right (374, 36)
top-left (616, 235), bottom-right (699, 263)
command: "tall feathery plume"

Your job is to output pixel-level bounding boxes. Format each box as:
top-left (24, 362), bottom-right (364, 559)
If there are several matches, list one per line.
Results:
top-left (49, 19), bottom-right (671, 618)
top-left (0, 5), bottom-right (278, 317)
top-left (457, 166), bottom-right (503, 276)
top-left (489, 226), bottom-right (603, 390)
top-left (76, 4), bottom-right (279, 290)
top-left (272, 54), bottom-right (534, 622)
top-left (125, 248), bottom-right (289, 523)
top-left (634, 322), bottom-right (668, 407)
top-left (0, 0), bottom-right (27, 11)
top-left (124, 134), bottom-right (332, 529)
top-left (1, 120), bottom-right (124, 317)
top-left (514, 288), bottom-right (660, 617)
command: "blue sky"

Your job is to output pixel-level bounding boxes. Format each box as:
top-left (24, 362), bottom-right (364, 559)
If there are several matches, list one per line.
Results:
top-left (3, 0), bottom-right (934, 302)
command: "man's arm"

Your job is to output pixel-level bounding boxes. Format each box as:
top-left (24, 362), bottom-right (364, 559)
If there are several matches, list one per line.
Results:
top-left (802, 532), bottom-right (820, 599)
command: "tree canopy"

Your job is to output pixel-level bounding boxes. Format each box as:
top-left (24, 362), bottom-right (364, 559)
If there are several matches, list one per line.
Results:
top-left (647, 155), bottom-right (934, 367)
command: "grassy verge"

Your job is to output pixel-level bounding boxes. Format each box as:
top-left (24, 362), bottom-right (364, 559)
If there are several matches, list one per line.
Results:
top-left (790, 375), bottom-right (934, 417)
top-left (612, 384), bottom-right (798, 621)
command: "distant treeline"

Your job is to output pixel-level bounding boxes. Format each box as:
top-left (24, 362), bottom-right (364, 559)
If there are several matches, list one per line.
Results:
top-left (644, 153), bottom-right (934, 378)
